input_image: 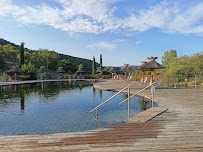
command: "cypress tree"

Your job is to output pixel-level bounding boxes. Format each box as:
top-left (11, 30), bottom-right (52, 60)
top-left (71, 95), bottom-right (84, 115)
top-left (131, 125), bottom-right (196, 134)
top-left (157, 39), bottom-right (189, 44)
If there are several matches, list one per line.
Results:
top-left (92, 56), bottom-right (95, 75)
top-left (20, 42), bottom-right (25, 68)
top-left (100, 54), bottom-right (102, 70)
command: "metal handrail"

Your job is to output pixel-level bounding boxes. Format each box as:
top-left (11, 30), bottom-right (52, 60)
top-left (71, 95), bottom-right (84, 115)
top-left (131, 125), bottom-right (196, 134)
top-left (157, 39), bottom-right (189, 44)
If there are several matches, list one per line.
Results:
top-left (118, 82), bottom-right (156, 105)
top-left (90, 82), bottom-right (134, 113)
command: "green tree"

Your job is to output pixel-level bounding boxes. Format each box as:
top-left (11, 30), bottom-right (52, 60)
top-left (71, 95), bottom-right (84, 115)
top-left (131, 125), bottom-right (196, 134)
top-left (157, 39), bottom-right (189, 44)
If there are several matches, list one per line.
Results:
top-left (78, 64), bottom-right (83, 68)
top-left (100, 54), bottom-right (102, 70)
top-left (21, 63), bottom-right (36, 75)
top-left (92, 56), bottom-right (95, 75)
top-left (20, 42), bottom-right (25, 68)
top-left (162, 49), bottom-right (177, 69)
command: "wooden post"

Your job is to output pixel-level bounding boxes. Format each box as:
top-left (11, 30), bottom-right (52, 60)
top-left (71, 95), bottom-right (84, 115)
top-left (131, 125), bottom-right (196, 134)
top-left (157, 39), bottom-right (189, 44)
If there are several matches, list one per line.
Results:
top-left (112, 72), bottom-right (113, 80)
top-left (41, 72), bottom-right (43, 80)
top-left (125, 72), bottom-right (127, 80)
top-left (15, 73), bottom-right (17, 81)
top-left (151, 70), bottom-right (154, 84)
top-left (128, 86), bottom-right (130, 118)
top-left (142, 71), bottom-right (144, 85)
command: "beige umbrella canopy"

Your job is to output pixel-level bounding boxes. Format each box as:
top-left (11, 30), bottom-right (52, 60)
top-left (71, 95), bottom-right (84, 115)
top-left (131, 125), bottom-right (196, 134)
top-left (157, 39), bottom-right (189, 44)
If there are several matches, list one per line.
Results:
top-left (8, 66), bottom-right (22, 81)
top-left (108, 67), bottom-right (116, 79)
top-left (96, 67), bottom-right (102, 74)
top-left (138, 57), bottom-right (165, 83)
top-left (119, 64), bottom-right (132, 80)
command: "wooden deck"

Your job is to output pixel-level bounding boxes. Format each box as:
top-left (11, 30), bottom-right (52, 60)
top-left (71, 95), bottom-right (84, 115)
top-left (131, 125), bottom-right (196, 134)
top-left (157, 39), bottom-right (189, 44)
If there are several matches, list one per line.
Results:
top-left (0, 80), bottom-right (203, 151)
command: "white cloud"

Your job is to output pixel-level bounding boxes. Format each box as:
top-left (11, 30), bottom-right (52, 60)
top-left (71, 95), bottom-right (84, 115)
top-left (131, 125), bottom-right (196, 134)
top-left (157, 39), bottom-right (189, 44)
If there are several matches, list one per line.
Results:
top-left (86, 42), bottom-right (116, 50)
top-left (0, 0), bottom-right (203, 36)
top-left (135, 41), bottom-right (143, 45)
top-left (113, 39), bottom-right (127, 43)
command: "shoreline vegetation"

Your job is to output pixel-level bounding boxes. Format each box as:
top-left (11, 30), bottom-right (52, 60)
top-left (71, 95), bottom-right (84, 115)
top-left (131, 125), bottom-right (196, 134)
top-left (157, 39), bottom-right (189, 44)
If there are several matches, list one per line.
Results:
top-left (0, 38), bottom-right (202, 88)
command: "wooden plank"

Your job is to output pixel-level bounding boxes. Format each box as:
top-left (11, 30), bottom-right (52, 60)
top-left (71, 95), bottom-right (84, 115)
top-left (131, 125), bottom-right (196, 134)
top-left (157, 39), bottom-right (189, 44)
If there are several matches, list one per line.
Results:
top-left (129, 107), bottom-right (168, 122)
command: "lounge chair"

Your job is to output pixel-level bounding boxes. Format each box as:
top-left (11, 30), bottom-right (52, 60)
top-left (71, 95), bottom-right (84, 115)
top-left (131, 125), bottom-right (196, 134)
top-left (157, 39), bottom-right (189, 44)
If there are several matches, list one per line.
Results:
top-left (155, 78), bottom-right (162, 87)
top-left (136, 77), bottom-right (148, 86)
top-left (127, 76), bottom-right (133, 81)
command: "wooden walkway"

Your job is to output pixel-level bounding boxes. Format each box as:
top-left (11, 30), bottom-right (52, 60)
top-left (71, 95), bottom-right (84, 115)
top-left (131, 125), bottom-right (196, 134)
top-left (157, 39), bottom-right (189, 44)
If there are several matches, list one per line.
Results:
top-left (0, 80), bottom-right (203, 151)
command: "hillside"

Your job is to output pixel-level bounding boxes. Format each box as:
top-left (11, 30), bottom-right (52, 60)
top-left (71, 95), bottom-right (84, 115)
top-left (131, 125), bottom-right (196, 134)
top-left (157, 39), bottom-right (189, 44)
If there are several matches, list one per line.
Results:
top-left (0, 38), bottom-right (99, 73)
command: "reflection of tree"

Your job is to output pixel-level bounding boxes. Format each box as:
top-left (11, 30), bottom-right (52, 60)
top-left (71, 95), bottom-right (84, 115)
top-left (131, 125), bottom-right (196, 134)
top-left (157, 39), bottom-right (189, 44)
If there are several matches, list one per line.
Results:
top-left (0, 81), bottom-right (93, 101)
top-left (137, 98), bottom-right (148, 111)
top-left (100, 90), bottom-right (102, 100)
top-left (20, 90), bottom-right (25, 112)
top-left (93, 87), bottom-right (95, 98)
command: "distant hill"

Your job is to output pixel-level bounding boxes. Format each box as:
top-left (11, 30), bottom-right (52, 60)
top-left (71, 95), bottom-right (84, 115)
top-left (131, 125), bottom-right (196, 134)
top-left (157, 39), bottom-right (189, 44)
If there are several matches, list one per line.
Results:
top-left (0, 38), bottom-right (19, 48)
top-left (0, 38), bottom-right (99, 73)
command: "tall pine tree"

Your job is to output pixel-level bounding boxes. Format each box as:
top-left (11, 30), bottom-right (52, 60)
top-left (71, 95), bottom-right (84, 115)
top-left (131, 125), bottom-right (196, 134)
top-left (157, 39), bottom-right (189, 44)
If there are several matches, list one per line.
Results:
top-left (100, 54), bottom-right (102, 70)
top-left (92, 56), bottom-right (95, 75)
top-left (20, 42), bottom-right (25, 68)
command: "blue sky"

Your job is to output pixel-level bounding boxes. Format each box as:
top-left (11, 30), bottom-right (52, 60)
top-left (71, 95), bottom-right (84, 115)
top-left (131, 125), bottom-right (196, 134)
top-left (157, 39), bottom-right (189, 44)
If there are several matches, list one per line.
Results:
top-left (0, 0), bottom-right (202, 66)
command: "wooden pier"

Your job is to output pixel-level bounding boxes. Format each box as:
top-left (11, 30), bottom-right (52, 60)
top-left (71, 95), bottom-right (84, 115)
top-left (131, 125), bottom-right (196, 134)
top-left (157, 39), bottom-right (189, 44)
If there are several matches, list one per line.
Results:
top-left (0, 80), bottom-right (203, 151)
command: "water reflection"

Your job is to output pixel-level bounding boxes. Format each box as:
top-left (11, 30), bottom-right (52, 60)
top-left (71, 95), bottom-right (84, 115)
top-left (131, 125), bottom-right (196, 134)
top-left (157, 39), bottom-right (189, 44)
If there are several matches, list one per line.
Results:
top-left (20, 90), bottom-right (25, 112)
top-left (0, 81), bottom-right (93, 111)
top-left (100, 90), bottom-right (102, 100)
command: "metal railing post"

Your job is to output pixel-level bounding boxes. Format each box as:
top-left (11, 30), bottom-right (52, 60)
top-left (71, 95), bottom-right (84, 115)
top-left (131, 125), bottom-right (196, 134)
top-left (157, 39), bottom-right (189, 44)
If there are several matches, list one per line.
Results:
top-left (128, 86), bottom-right (130, 118)
top-left (151, 83), bottom-right (155, 107)
top-left (152, 93), bottom-right (154, 108)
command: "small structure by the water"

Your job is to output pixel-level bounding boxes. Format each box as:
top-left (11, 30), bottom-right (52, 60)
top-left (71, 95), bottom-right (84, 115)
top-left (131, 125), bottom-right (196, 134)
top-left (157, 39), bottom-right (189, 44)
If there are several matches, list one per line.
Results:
top-left (57, 67), bottom-right (65, 79)
top-left (8, 66), bottom-right (22, 81)
top-left (96, 67), bottom-right (102, 74)
top-left (37, 66), bottom-right (47, 80)
top-left (108, 67), bottom-right (116, 79)
top-left (0, 69), bottom-right (4, 73)
top-left (138, 57), bottom-right (165, 84)
top-left (76, 67), bottom-right (85, 79)
top-left (135, 61), bottom-right (148, 85)
top-left (119, 64), bottom-right (132, 80)
top-left (128, 66), bottom-right (134, 79)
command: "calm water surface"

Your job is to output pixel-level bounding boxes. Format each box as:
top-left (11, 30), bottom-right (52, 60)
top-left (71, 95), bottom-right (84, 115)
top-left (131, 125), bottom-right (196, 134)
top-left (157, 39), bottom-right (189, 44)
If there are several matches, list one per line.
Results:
top-left (0, 81), bottom-right (157, 135)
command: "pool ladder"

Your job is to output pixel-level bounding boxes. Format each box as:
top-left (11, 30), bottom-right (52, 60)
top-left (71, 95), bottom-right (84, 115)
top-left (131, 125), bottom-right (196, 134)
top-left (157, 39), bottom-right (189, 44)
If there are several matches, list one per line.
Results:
top-left (90, 82), bottom-right (156, 119)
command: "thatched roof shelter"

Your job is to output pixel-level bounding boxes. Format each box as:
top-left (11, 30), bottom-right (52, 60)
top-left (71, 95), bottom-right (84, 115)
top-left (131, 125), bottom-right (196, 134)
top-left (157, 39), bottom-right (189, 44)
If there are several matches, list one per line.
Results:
top-left (128, 66), bottom-right (134, 73)
top-left (8, 66), bottom-right (22, 73)
top-left (108, 67), bottom-right (116, 79)
top-left (119, 64), bottom-right (131, 72)
top-left (139, 57), bottom-right (165, 71)
top-left (119, 64), bottom-right (133, 80)
top-left (135, 61), bottom-right (148, 71)
top-left (76, 67), bottom-right (85, 73)
top-left (57, 67), bottom-right (65, 73)
top-left (138, 57), bottom-right (165, 84)
top-left (135, 61), bottom-right (148, 85)
top-left (96, 67), bottom-right (102, 73)
top-left (108, 67), bottom-right (116, 73)
top-left (37, 66), bottom-right (47, 73)
top-left (0, 69), bottom-right (4, 73)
